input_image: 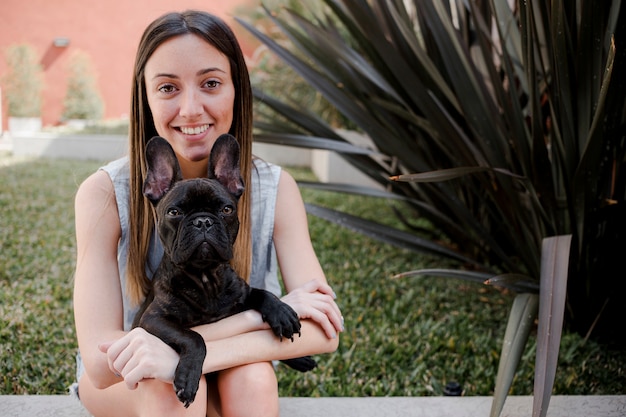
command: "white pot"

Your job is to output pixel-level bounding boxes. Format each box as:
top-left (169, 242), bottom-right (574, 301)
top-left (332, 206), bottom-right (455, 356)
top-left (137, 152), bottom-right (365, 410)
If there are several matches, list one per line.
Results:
top-left (8, 117), bottom-right (42, 135)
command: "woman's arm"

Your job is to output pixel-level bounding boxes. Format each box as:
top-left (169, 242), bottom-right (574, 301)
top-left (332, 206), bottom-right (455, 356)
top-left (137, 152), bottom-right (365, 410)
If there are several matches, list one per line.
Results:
top-left (73, 170), bottom-right (128, 388)
top-left (273, 171), bottom-right (343, 340)
top-left (105, 313), bottom-right (336, 390)
top-left (200, 319), bottom-right (336, 374)
top-left (75, 171), bottom-right (183, 391)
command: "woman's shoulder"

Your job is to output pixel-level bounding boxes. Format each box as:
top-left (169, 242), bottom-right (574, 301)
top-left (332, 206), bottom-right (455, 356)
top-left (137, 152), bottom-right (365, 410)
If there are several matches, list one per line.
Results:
top-left (100, 156), bottom-right (130, 181)
top-left (75, 157), bottom-right (128, 216)
top-left (252, 157), bottom-right (281, 173)
top-left (76, 169), bottom-right (114, 202)
top-left (252, 157), bottom-right (282, 187)
top-left (75, 168), bottom-right (120, 232)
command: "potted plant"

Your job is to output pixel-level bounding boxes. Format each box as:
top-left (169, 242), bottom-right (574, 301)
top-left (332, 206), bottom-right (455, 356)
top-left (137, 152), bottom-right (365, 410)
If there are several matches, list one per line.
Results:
top-left (61, 50), bottom-right (104, 129)
top-left (2, 43), bottom-right (43, 134)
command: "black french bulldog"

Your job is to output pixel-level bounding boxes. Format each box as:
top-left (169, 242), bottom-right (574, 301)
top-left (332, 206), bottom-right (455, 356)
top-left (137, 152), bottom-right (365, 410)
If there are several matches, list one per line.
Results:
top-left (132, 134), bottom-right (315, 408)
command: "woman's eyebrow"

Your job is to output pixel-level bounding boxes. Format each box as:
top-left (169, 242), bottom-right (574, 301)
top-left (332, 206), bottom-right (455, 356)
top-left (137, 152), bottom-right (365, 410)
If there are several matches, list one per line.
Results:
top-left (151, 67), bottom-right (226, 80)
top-left (151, 72), bottom-right (178, 80)
top-left (197, 67), bottom-right (226, 76)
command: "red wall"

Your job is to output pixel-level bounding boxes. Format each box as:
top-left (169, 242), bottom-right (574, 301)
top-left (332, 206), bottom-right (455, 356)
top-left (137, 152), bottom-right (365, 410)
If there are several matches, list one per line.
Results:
top-left (0, 0), bottom-right (260, 130)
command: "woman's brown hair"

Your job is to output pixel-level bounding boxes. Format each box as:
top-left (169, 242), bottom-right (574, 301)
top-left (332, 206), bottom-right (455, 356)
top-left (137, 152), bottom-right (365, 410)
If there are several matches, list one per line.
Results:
top-left (126, 10), bottom-right (253, 305)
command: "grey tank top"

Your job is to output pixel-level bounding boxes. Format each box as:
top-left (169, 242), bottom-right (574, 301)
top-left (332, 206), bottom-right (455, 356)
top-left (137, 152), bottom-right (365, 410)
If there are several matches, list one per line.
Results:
top-left (100, 156), bottom-right (283, 331)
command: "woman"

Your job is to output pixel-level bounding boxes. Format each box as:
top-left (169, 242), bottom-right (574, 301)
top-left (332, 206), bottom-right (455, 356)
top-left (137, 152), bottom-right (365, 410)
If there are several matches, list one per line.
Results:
top-left (73, 10), bottom-right (343, 417)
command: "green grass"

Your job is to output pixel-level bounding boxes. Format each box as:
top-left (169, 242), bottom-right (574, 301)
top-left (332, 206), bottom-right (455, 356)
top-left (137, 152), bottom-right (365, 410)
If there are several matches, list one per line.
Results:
top-left (0, 154), bottom-right (624, 396)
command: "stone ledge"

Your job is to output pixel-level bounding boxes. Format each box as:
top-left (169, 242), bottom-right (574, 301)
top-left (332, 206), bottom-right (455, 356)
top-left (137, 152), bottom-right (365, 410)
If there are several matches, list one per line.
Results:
top-left (1, 395), bottom-right (624, 417)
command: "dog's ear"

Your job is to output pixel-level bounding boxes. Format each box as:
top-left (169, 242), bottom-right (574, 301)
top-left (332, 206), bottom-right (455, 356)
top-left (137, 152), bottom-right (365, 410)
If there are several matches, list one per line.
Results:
top-left (208, 134), bottom-right (245, 199)
top-left (143, 136), bottom-right (183, 205)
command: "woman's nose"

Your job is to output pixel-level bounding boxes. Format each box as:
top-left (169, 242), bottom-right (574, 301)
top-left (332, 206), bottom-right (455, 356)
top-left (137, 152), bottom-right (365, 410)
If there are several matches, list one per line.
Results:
top-left (179, 88), bottom-right (203, 118)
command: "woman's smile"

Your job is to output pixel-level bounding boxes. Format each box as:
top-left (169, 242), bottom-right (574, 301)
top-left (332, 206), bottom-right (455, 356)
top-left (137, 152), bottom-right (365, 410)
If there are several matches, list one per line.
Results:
top-left (178, 124), bottom-right (211, 135)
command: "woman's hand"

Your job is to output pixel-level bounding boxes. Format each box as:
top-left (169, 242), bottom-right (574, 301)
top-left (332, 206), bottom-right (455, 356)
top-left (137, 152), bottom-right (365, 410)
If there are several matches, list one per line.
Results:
top-left (281, 279), bottom-right (344, 339)
top-left (98, 327), bottom-right (179, 390)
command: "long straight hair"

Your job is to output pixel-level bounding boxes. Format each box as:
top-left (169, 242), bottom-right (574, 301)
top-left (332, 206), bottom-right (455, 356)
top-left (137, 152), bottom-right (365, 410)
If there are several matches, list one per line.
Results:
top-left (127, 10), bottom-right (254, 305)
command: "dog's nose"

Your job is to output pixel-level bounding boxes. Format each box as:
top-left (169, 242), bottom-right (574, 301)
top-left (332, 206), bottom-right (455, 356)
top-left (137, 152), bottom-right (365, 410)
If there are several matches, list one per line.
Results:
top-left (192, 216), bottom-right (213, 229)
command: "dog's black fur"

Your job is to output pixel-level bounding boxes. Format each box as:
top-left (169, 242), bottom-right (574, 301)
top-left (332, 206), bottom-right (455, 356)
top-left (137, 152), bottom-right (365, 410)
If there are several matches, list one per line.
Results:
top-left (132, 134), bottom-right (315, 407)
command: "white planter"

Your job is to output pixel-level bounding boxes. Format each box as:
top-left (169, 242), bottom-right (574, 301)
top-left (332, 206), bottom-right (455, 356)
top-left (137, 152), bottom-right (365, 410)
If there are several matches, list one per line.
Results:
top-left (8, 117), bottom-right (42, 135)
top-left (65, 119), bottom-right (90, 129)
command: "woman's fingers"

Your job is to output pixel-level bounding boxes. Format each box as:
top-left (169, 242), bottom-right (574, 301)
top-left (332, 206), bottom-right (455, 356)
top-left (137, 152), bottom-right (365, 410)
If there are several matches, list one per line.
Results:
top-left (99, 335), bottom-right (131, 377)
top-left (301, 279), bottom-right (337, 299)
top-left (98, 327), bottom-right (179, 388)
top-left (309, 295), bottom-right (344, 338)
top-left (283, 280), bottom-right (344, 338)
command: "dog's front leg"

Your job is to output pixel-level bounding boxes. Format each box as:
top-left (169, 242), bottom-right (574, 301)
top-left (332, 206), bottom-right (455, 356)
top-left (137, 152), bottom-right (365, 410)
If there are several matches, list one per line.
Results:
top-left (246, 288), bottom-right (301, 341)
top-left (139, 313), bottom-right (206, 408)
top-left (245, 289), bottom-right (317, 372)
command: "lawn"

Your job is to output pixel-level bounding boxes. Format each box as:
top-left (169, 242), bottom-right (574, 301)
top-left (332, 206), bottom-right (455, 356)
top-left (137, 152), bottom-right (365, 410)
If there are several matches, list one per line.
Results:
top-left (0, 152), bottom-right (624, 396)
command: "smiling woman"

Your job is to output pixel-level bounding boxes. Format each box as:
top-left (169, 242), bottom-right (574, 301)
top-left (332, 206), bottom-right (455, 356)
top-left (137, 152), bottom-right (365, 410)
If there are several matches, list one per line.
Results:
top-left (72, 10), bottom-right (342, 417)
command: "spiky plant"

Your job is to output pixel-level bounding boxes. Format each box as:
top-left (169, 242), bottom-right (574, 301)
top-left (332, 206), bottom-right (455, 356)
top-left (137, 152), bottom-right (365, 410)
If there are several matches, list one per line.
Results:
top-left (239, 1), bottom-right (625, 415)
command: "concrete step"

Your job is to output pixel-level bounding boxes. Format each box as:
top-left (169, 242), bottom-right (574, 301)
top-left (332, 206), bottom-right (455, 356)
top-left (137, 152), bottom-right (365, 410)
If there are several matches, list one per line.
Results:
top-left (1, 395), bottom-right (624, 417)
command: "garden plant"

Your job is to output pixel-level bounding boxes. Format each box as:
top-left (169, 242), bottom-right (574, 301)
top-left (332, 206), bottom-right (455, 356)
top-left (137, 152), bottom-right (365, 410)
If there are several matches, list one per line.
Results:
top-left (62, 50), bottom-right (104, 123)
top-left (238, 1), bottom-right (626, 416)
top-left (2, 43), bottom-right (43, 118)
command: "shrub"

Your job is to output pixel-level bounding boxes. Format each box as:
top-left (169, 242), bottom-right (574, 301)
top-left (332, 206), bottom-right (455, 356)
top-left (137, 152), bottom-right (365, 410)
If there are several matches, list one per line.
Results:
top-left (2, 44), bottom-right (43, 117)
top-left (62, 50), bottom-right (104, 121)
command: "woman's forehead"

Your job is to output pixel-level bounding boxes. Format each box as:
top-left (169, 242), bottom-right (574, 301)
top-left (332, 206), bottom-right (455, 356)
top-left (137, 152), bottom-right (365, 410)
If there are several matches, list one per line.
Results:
top-left (146, 34), bottom-right (231, 77)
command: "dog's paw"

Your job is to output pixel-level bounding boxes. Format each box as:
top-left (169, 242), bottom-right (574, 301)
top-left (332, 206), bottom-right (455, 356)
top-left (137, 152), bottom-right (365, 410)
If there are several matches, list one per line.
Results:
top-left (173, 361), bottom-right (203, 408)
top-left (264, 302), bottom-right (301, 342)
top-left (281, 356), bottom-right (318, 372)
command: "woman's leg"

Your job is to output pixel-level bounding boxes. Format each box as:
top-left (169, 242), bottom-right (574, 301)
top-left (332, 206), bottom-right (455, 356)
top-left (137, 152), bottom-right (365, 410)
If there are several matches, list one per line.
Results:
top-left (213, 362), bottom-right (279, 417)
top-left (78, 373), bottom-right (208, 417)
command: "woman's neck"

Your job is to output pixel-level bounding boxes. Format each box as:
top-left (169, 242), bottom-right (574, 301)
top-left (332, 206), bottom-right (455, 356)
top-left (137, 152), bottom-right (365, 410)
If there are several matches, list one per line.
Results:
top-left (179, 158), bottom-right (209, 179)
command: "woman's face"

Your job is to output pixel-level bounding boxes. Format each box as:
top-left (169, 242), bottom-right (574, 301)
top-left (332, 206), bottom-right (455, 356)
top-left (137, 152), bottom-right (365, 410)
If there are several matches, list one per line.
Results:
top-left (144, 34), bottom-right (235, 174)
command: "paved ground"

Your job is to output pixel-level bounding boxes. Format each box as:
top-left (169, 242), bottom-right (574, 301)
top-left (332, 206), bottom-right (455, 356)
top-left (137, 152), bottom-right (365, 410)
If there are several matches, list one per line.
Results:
top-left (1, 395), bottom-right (625, 417)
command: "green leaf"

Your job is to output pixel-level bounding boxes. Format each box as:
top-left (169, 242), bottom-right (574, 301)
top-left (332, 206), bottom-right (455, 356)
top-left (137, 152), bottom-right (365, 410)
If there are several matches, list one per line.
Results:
top-left (304, 203), bottom-right (480, 266)
top-left (533, 235), bottom-right (572, 417)
top-left (390, 166), bottom-right (525, 183)
top-left (490, 293), bottom-right (539, 417)
top-left (393, 268), bottom-right (492, 285)
top-left (484, 273), bottom-right (540, 293)
top-left (297, 181), bottom-right (403, 200)
top-left (254, 132), bottom-right (381, 155)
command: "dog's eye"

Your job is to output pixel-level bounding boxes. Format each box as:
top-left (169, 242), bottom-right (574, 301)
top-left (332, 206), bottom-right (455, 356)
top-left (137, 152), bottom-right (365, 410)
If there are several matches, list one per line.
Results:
top-left (221, 205), bottom-right (234, 215)
top-left (167, 208), bottom-right (182, 217)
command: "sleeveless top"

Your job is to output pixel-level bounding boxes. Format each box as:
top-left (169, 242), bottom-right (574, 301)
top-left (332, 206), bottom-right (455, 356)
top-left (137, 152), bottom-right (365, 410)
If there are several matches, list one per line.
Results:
top-left (73, 156), bottom-right (282, 384)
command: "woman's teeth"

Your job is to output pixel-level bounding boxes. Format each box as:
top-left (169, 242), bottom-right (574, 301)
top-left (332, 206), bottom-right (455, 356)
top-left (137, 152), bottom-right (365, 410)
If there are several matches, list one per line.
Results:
top-left (180, 125), bottom-right (209, 135)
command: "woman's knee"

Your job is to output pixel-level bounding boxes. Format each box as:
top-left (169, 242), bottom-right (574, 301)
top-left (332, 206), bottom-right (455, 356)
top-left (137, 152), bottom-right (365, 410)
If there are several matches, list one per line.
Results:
top-left (139, 378), bottom-right (208, 416)
top-left (78, 374), bottom-right (208, 417)
top-left (217, 362), bottom-right (279, 417)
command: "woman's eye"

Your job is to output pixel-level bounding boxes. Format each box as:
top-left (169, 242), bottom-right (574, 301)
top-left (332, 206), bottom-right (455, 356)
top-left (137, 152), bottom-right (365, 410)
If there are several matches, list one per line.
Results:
top-left (221, 205), bottom-right (233, 215)
top-left (204, 80), bottom-right (220, 89)
top-left (167, 208), bottom-right (181, 216)
top-left (158, 84), bottom-right (177, 94)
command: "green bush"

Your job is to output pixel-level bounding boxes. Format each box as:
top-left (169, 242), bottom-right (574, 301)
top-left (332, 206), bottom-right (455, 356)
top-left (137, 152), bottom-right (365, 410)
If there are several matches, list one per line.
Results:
top-left (2, 44), bottom-right (43, 117)
top-left (62, 51), bottom-right (104, 121)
